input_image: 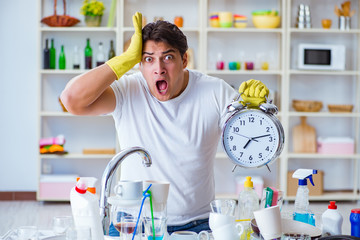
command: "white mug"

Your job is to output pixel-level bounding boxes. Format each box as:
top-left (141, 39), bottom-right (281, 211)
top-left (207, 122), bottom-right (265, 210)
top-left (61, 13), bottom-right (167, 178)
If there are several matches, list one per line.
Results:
top-left (211, 223), bottom-right (244, 240)
top-left (114, 180), bottom-right (143, 200)
top-left (170, 231), bottom-right (212, 240)
top-left (209, 212), bottom-right (236, 230)
top-left (143, 180), bottom-right (170, 211)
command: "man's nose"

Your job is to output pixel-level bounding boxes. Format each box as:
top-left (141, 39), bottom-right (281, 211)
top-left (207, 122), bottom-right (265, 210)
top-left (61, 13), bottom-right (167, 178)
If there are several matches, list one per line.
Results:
top-left (154, 60), bottom-right (166, 75)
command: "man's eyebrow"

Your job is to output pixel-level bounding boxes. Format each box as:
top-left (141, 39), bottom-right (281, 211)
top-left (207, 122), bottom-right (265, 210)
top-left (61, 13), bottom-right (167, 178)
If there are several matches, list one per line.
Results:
top-left (142, 49), bottom-right (176, 55)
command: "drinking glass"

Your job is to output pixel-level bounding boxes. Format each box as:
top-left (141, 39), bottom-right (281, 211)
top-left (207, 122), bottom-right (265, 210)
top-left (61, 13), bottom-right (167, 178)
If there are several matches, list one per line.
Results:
top-left (53, 216), bottom-right (74, 235)
top-left (144, 216), bottom-right (167, 240)
top-left (210, 199), bottom-right (236, 216)
top-left (17, 226), bottom-right (39, 240)
top-left (113, 215), bottom-right (140, 240)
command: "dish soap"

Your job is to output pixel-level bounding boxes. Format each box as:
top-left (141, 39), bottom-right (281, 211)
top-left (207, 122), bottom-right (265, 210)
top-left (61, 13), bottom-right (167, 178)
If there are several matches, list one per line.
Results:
top-left (292, 169), bottom-right (317, 226)
top-left (70, 177), bottom-right (104, 240)
top-left (237, 176), bottom-right (259, 240)
top-left (322, 201), bottom-right (343, 235)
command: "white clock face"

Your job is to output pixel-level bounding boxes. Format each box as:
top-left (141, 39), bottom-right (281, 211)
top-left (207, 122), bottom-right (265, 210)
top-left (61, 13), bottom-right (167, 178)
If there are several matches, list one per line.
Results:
top-left (222, 109), bottom-right (282, 168)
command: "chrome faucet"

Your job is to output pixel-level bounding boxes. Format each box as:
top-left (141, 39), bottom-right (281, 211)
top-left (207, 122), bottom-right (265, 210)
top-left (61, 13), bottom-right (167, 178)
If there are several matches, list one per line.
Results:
top-left (99, 146), bottom-right (152, 235)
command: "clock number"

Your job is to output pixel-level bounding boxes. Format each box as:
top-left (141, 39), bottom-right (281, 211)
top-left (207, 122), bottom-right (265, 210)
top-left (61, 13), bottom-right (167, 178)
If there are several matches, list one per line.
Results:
top-left (260, 119), bottom-right (263, 125)
top-left (265, 146), bottom-right (270, 151)
top-left (233, 127), bottom-right (240, 132)
top-left (249, 155), bottom-right (253, 161)
top-left (230, 136), bottom-right (233, 141)
top-left (258, 153), bottom-right (262, 158)
top-left (269, 136), bottom-right (273, 142)
top-left (239, 120), bottom-right (246, 126)
top-left (266, 127), bottom-right (270, 132)
top-left (232, 145), bottom-right (236, 151)
top-left (249, 117), bottom-right (254, 123)
top-left (239, 152), bottom-right (243, 157)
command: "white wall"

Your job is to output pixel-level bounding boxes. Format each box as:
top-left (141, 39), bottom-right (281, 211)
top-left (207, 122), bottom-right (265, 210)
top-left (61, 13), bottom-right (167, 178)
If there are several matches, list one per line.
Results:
top-left (0, 1), bottom-right (38, 190)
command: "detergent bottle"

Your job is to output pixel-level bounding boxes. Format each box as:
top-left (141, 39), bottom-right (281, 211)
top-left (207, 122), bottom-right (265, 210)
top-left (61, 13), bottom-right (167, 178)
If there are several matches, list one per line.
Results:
top-left (237, 176), bottom-right (260, 240)
top-left (321, 201), bottom-right (343, 235)
top-left (292, 169), bottom-right (317, 226)
top-left (70, 177), bottom-right (104, 240)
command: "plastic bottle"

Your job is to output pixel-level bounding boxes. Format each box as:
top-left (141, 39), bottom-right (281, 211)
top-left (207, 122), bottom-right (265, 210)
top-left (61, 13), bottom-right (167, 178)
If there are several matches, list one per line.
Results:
top-left (70, 178), bottom-right (104, 240)
top-left (96, 42), bottom-right (106, 66)
top-left (72, 45), bottom-right (80, 69)
top-left (292, 169), bottom-right (317, 226)
top-left (350, 208), bottom-right (360, 237)
top-left (237, 176), bottom-right (259, 240)
top-left (321, 201), bottom-right (343, 235)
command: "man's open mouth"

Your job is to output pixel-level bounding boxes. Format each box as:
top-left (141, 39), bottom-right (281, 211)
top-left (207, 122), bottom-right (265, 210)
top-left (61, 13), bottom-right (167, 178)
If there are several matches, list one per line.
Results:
top-left (156, 80), bottom-right (168, 94)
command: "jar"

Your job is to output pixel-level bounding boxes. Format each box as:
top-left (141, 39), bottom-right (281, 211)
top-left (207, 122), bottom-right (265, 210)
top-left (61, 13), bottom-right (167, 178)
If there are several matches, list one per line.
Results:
top-left (350, 208), bottom-right (360, 237)
top-left (174, 16), bottom-right (183, 27)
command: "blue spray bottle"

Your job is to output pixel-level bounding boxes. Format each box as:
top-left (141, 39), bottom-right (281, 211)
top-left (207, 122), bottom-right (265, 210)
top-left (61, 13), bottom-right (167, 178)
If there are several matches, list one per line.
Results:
top-left (292, 169), bottom-right (318, 226)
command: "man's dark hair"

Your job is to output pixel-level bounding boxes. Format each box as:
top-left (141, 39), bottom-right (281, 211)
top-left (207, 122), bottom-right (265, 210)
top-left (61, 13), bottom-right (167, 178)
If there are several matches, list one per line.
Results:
top-left (142, 20), bottom-right (188, 57)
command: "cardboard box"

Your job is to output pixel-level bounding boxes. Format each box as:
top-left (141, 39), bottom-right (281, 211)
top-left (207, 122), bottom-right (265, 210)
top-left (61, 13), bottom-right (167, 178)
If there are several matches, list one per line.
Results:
top-left (287, 171), bottom-right (323, 196)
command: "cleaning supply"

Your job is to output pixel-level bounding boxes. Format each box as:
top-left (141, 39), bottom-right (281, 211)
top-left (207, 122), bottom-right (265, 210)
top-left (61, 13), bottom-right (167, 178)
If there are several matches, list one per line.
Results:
top-left (321, 201), bottom-right (343, 235)
top-left (76, 177), bottom-right (98, 195)
top-left (70, 178), bottom-right (104, 240)
top-left (350, 208), bottom-right (360, 237)
top-left (263, 187), bottom-right (279, 208)
top-left (237, 176), bottom-right (260, 240)
top-left (292, 169), bottom-right (317, 226)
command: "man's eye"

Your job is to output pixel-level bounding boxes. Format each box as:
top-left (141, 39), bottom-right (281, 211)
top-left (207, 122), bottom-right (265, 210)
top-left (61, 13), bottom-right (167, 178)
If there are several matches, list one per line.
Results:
top-left (164, 55), bottom-right (173, 61)
top-left (144, 57), bottom-right (152, 62)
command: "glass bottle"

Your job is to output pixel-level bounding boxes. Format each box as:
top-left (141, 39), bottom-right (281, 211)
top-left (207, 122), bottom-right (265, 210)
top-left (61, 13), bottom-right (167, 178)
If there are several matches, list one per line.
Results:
top-left (85, 38), bottom-right (93, 69)
top-left (50, 38), bottom-right (56, 69)
top-left (59, 45), bottom-right (66, 70)
top-left (96, 42), bottom-right (106, 66)
top-left (108, 40), bottom-right (116, 60)
top-left (73, 45), bottom-right (80, 69)
top-left (43, 38), bottom-right (50, 69)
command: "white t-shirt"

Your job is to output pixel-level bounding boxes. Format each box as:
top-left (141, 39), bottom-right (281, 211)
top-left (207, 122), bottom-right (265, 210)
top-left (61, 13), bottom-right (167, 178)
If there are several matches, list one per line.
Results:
top-left (110, 69), bottom-right (237, 225)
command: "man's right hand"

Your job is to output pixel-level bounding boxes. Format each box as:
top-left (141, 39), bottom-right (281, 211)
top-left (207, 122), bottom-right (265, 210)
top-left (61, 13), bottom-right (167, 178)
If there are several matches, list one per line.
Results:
top-left (106, 12), bottom-right (143, 79)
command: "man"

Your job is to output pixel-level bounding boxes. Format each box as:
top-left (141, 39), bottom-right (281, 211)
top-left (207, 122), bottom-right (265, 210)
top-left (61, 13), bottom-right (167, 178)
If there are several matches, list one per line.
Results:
top-left (61, 12), bottom-right (268, 234)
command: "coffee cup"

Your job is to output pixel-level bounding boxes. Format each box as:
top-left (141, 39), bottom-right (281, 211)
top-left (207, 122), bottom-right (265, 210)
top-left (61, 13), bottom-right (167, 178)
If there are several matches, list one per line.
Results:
top-left (114, 180), bottom-right (143, 200)
top-left (143, 180), bottom-right (170, 211)
top-left (253, 205), bottom-right (282, 240)
top-left (209, 212), bottom-right (236, 230)
top-left (211, 223), bottom-right (244, 240)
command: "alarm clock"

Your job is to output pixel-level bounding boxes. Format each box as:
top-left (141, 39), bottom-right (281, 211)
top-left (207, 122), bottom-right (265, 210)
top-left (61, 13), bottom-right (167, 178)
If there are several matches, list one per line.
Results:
top-left (221, 97), bottom-right (284, 170)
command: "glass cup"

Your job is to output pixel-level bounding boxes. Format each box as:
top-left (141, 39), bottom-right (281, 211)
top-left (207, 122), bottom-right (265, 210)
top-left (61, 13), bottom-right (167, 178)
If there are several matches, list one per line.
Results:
top-left (17, 226), bottom-right (39, 240)
top-left (144, 216), bottom-right (167, 240)
top-left (260, 188), bottom-right (284, 211)
top-left (210, 199), bottom-right (236, 216)
top-left (66, 226), bottom-right (92, 240)
top-left (113, 215), bottom-right (140, 240)
top-left (53, 216), bottom-right (74, 235)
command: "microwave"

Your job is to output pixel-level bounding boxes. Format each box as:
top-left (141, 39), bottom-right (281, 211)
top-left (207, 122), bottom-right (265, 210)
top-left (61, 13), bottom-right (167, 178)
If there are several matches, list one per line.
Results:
top-left (298, 43), bottom-right (345, 70)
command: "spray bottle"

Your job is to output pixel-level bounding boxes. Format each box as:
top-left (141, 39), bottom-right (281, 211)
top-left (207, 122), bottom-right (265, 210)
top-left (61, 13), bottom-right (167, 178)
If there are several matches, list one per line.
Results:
top-left (292, 169), bottom-right (317, 226)
top-left (237, 176), bottom-right (259, 240)
top-left (70, 177), bottom-right (104, 240)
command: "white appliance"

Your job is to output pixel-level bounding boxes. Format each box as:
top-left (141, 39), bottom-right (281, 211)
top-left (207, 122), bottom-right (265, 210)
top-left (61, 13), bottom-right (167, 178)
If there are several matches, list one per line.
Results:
top-left (298, 43), bottom-right (345, 70)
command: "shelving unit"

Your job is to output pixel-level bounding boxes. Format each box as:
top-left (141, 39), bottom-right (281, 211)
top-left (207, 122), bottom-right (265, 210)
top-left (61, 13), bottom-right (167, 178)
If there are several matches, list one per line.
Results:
top-left (37, 0), bottom-right (360, 201)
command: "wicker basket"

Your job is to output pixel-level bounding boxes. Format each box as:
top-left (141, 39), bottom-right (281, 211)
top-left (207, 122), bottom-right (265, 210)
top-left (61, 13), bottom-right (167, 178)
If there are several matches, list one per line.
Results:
top-left (41, 0), bottom-right (80, 27)
top-left (292, 100), bottom-right (323, 112)
top-left (328, 104), bottom-right (354, 112)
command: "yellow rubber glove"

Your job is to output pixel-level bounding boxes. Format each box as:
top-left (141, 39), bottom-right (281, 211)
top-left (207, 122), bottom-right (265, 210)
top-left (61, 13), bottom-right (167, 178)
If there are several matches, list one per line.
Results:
top-left (106, 12), bottom-right (142, 79)
top-left (239, 79), bottom-right (269, 108)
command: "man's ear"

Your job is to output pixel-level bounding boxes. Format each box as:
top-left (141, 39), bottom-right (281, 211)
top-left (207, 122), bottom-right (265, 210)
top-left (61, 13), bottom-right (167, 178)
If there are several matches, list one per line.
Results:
top-left (182, 52), bottom-right (188, 69)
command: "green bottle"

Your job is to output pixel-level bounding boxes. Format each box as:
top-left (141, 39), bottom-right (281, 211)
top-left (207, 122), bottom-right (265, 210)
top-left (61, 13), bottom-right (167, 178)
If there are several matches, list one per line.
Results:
top-left (85, 38), bottom-right (92, 69)
top-left (50, 38), bottom-right (56, 69)
top-left (59, 45), bottom-right (66, 70)
top-left (108, 40), bottom-right (116, 60)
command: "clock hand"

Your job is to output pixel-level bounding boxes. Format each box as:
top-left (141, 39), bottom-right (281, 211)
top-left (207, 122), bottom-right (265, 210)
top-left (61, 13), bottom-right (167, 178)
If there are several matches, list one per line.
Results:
top-left (243, 139), bottom-right (251, 149)
top-left (252, 134), bottom-right (271, 140)
top-left (232, 132), bottom-right (259, 142)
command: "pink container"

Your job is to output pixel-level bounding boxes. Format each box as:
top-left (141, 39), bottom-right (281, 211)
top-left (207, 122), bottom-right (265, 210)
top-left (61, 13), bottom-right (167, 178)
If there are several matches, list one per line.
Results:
top-left (39, 175), bottom-right (78, 200)
top-left (317, 137), bottom-right (354, 154)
